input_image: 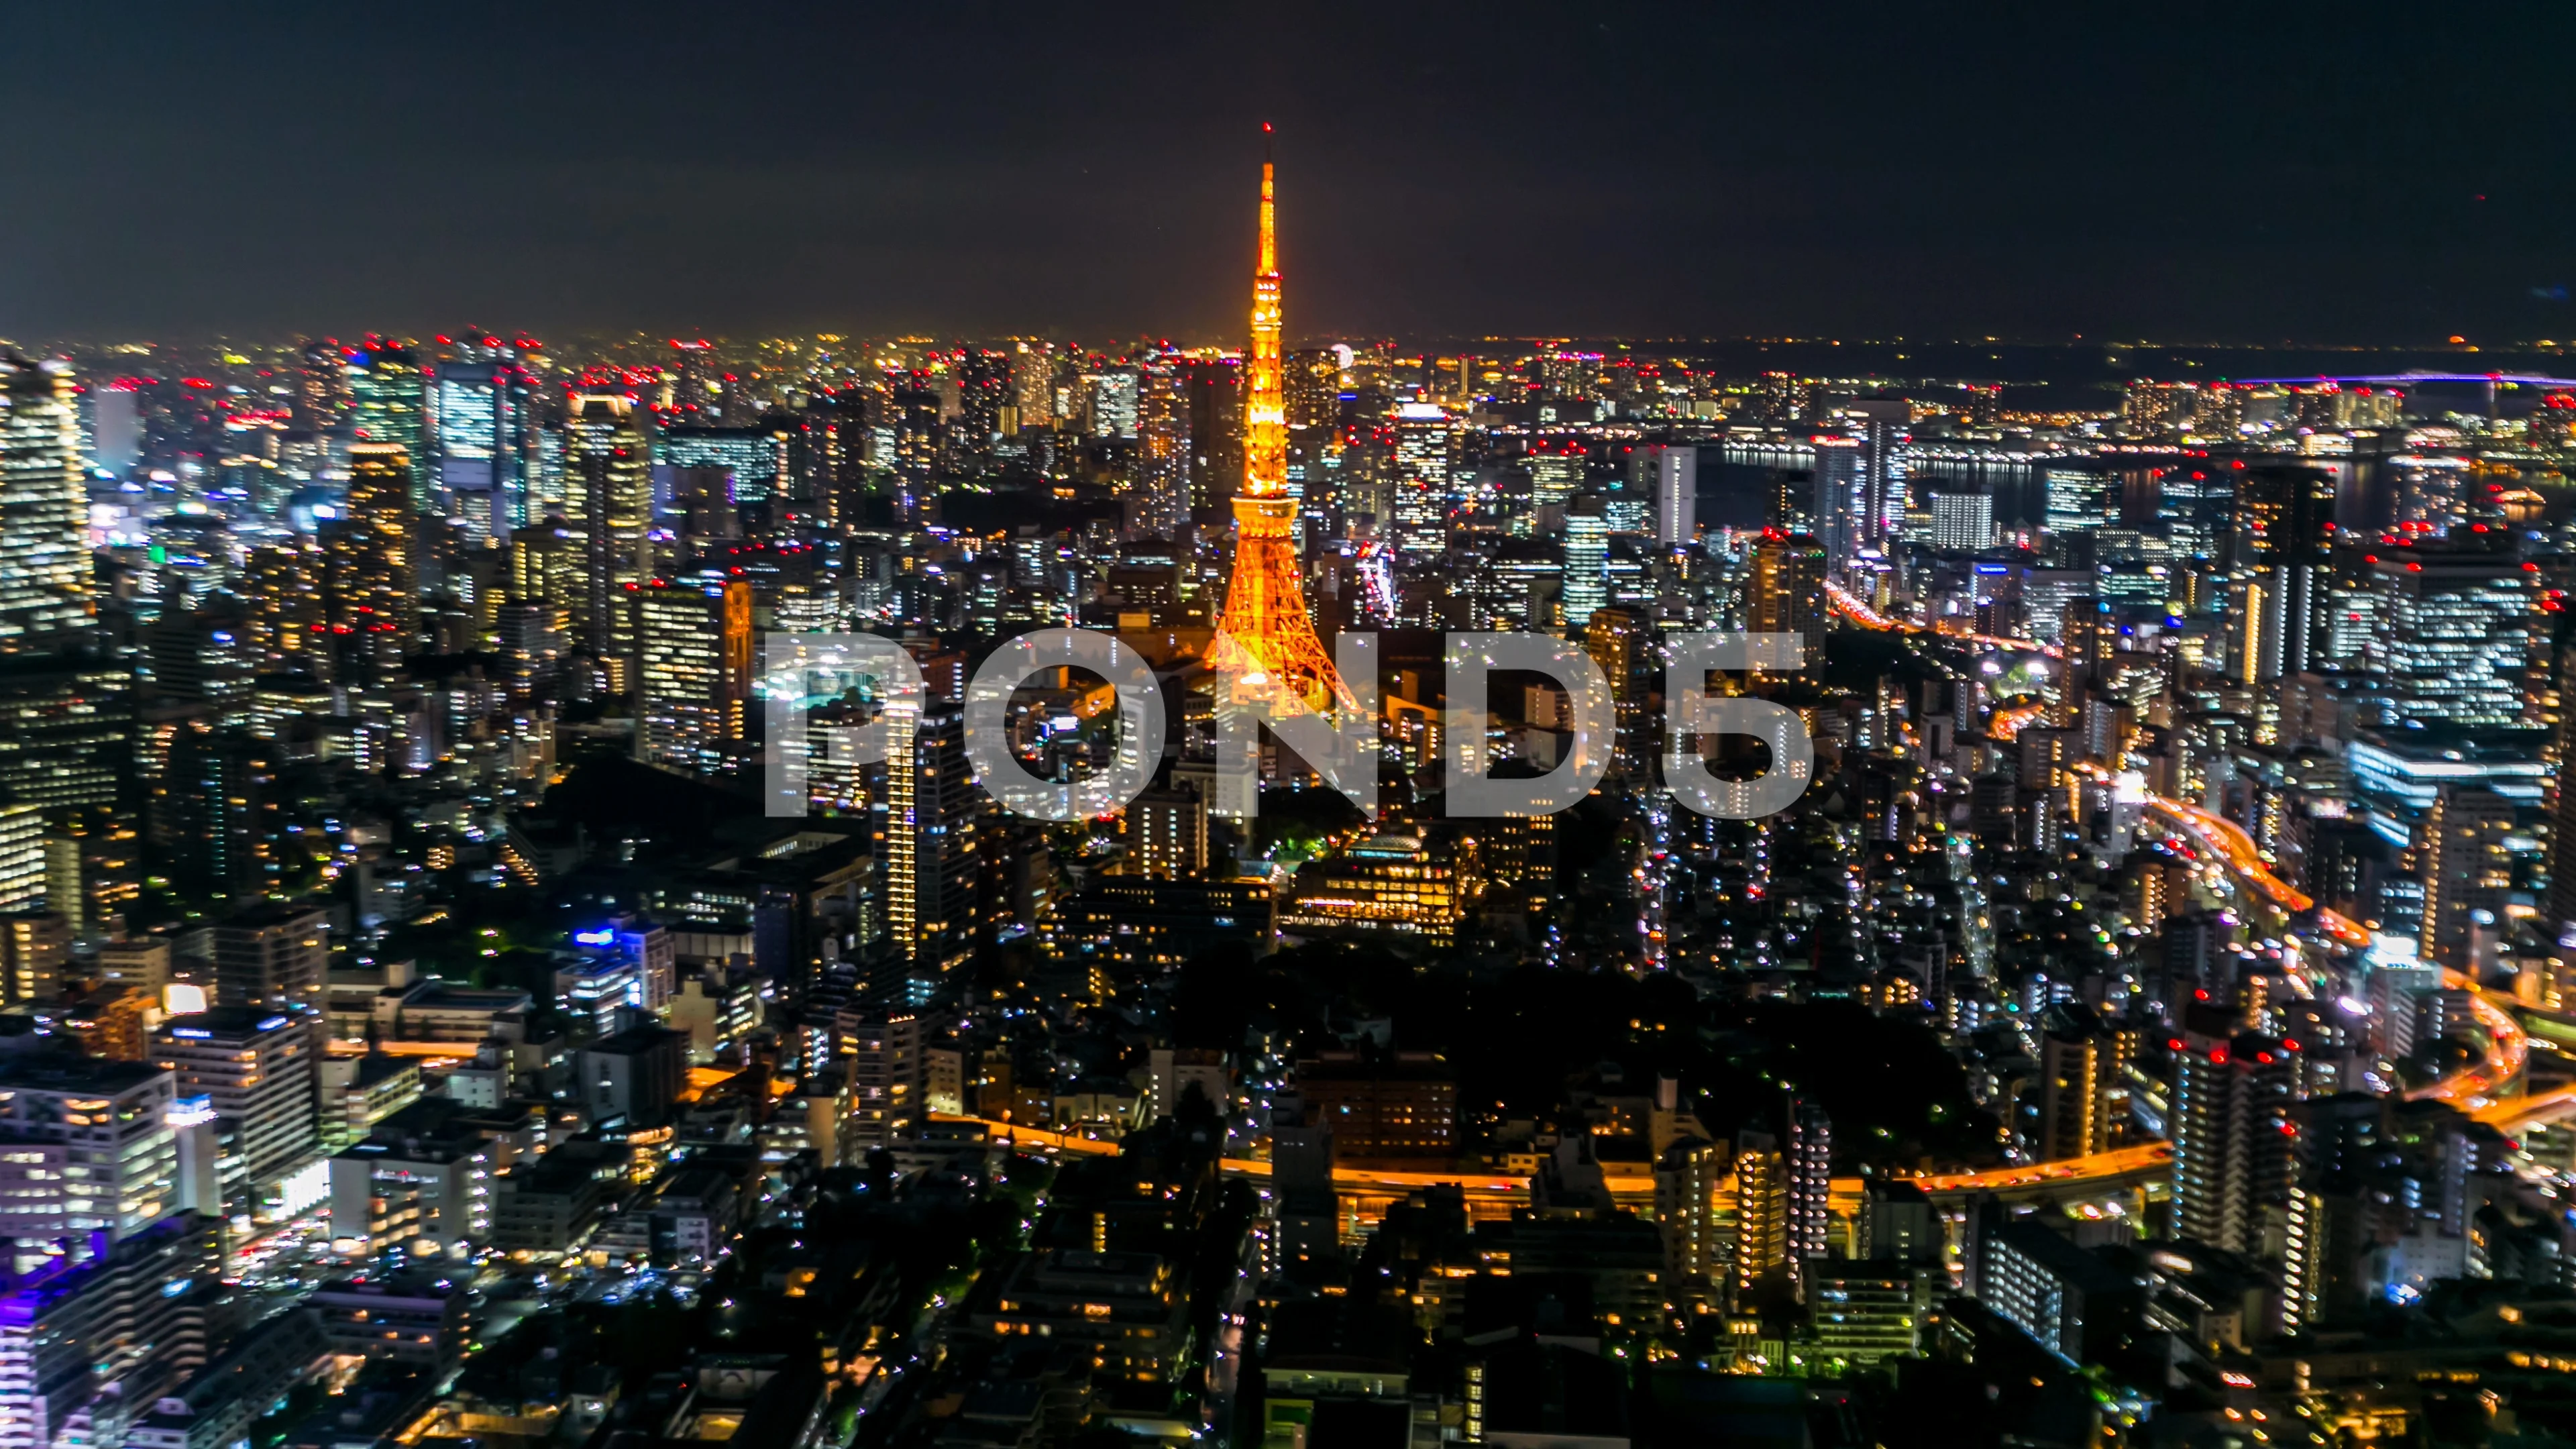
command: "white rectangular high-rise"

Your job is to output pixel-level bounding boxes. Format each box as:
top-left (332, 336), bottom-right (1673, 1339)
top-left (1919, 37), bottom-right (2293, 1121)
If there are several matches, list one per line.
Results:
top-left (0, 354), bottom-right (93, 653)
top-left (1930, 490), bottom-right (1994, 551)
top-left (1652, 446), bottom-right (1697, 547)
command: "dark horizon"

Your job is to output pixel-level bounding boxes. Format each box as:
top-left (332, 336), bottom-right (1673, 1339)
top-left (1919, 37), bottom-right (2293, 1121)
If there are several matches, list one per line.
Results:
top-left (9, 1), bottom-right (2576, 345)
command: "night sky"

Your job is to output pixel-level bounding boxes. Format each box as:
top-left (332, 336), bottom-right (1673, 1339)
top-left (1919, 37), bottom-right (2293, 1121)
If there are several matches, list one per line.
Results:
top-left (7, 1), bottom-right (2576, 345)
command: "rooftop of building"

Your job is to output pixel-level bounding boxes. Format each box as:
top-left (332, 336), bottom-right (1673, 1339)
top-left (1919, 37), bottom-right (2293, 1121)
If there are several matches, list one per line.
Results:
top-left (159, 1006), bottom-right (304, 1040)
top-left (218, 902), bottom-right (329, 931)
top-left (0, 1053), bottom-right (168, 1095)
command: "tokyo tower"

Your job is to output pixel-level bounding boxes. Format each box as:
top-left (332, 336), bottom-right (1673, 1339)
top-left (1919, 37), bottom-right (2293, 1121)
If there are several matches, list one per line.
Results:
top-left (1210, 130), bottom-right (1354, 715)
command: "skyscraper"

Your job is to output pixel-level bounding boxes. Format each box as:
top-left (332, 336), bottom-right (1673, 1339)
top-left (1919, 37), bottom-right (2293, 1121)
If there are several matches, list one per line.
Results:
top-left (1133, 362), bottom-right (1189, 534)
top-left (1209, 138), bottom-right (1350, 718)
top-left (1811, 435), bottom-right (1863, 572)
top-left (431, 361), bottom-right (529, 537)
top-left (2228, 465), bottom-right (2337, 686)
top-left (1560, 496), bottom-right (1609, 629)
top-left (1082, 369), bottom-right (1140, 439)
top-left (1391, 402), bottom-right (1452, 557)
top-left (0, 655), bottom-right (128, 810)
top-left (0, 352), bottom-right (93, 653)
top-left (1175, 356), bottom-right (1244, 521)
top-left (1010, 341), bottom-right (1055, 431)
top-left (2041, 465), bottom-right (2109, 544)
top-left (324, 443), bottom-right (417, 655)
top-left (1748, 531), bottom-right (1827, 643)
top-left (1843, 398), bottom-right (1911, 573)
top-left (2367, 536), bottom-right (2532, 727)
top-left (563, 394), bottom-right (653, 674)
top-left (1650, 444), bottom-right (1697, 548)
top-left (887, 702), bottom-right (976, 977)
top-left (346, 342), bottom-right (428, 512)
top-left (1527, 441), bottom-right (1585, 511)
top-left (2420, 786), bottom-right (2514, 967)
top-left (633, 580), bottom-right (754, 775)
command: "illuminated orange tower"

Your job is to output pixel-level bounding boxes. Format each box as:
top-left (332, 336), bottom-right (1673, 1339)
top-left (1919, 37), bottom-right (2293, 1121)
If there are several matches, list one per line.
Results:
top-left (1211, 129), bottom-right (1352, 714)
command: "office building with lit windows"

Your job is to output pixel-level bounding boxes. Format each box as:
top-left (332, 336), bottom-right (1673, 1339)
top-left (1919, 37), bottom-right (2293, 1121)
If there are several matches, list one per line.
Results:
top-left (1929, 489), bottom-right (1993, 552)
top-left (1979, 1220), bottom-right (2140, 1364)
top-left (1391, 402), bottom-right (1451, 557)
top-left (1560, 496), bottom-right (1609, 629)
top-left (633, 580), bottom-right (753, 775)
top-left (886, 702), bottom-right (977, 973)
top-left (657, 425), bottom-right (788, 506)
top-left (431, 361), bottom-right (527, 535)
top-left (210, 904), bottom-right (327, 1011)
top-left (0, 806), bottom-right (42, 915)
top-left (2367, 539), bottom-right (2534, 727)
top-left (0, 1055), bottom-right (180, 1249)
top-left (325, 442), bottom-right (417, 649)
top-left (345, 343), bottom-right (429, 511)
top-left (564, 394), bottom-right (653, 669)
top-left (153, 1008), bottom-right (319, 1195)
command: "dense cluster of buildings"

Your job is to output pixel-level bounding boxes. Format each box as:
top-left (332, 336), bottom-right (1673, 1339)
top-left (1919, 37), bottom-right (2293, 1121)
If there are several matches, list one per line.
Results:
top-left (6, 158), bottom-right (2576, 1446)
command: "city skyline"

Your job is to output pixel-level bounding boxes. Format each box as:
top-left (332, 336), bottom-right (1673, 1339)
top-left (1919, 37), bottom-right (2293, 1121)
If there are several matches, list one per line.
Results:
top-left (7, 7), bottom-right (2576, 1446)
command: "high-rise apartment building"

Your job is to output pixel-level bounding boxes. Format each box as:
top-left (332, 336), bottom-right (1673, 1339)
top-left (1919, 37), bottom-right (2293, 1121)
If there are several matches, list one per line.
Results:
top-left (1124, 784), bottom-right (1209, 879)
top-left (2038, 1004), bottom-right (2114, 1161)
top-left (0, 352), bottom-right (93, 653)
top-left (1784, 1095), bottom-right (1832, 1269)
top-left (2167, 1024), bottom-right (2299, 1254)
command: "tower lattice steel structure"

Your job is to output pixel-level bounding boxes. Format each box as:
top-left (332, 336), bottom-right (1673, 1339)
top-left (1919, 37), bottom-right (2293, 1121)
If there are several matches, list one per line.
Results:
top-left (1211, 134), bottom-right (1353, 714)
